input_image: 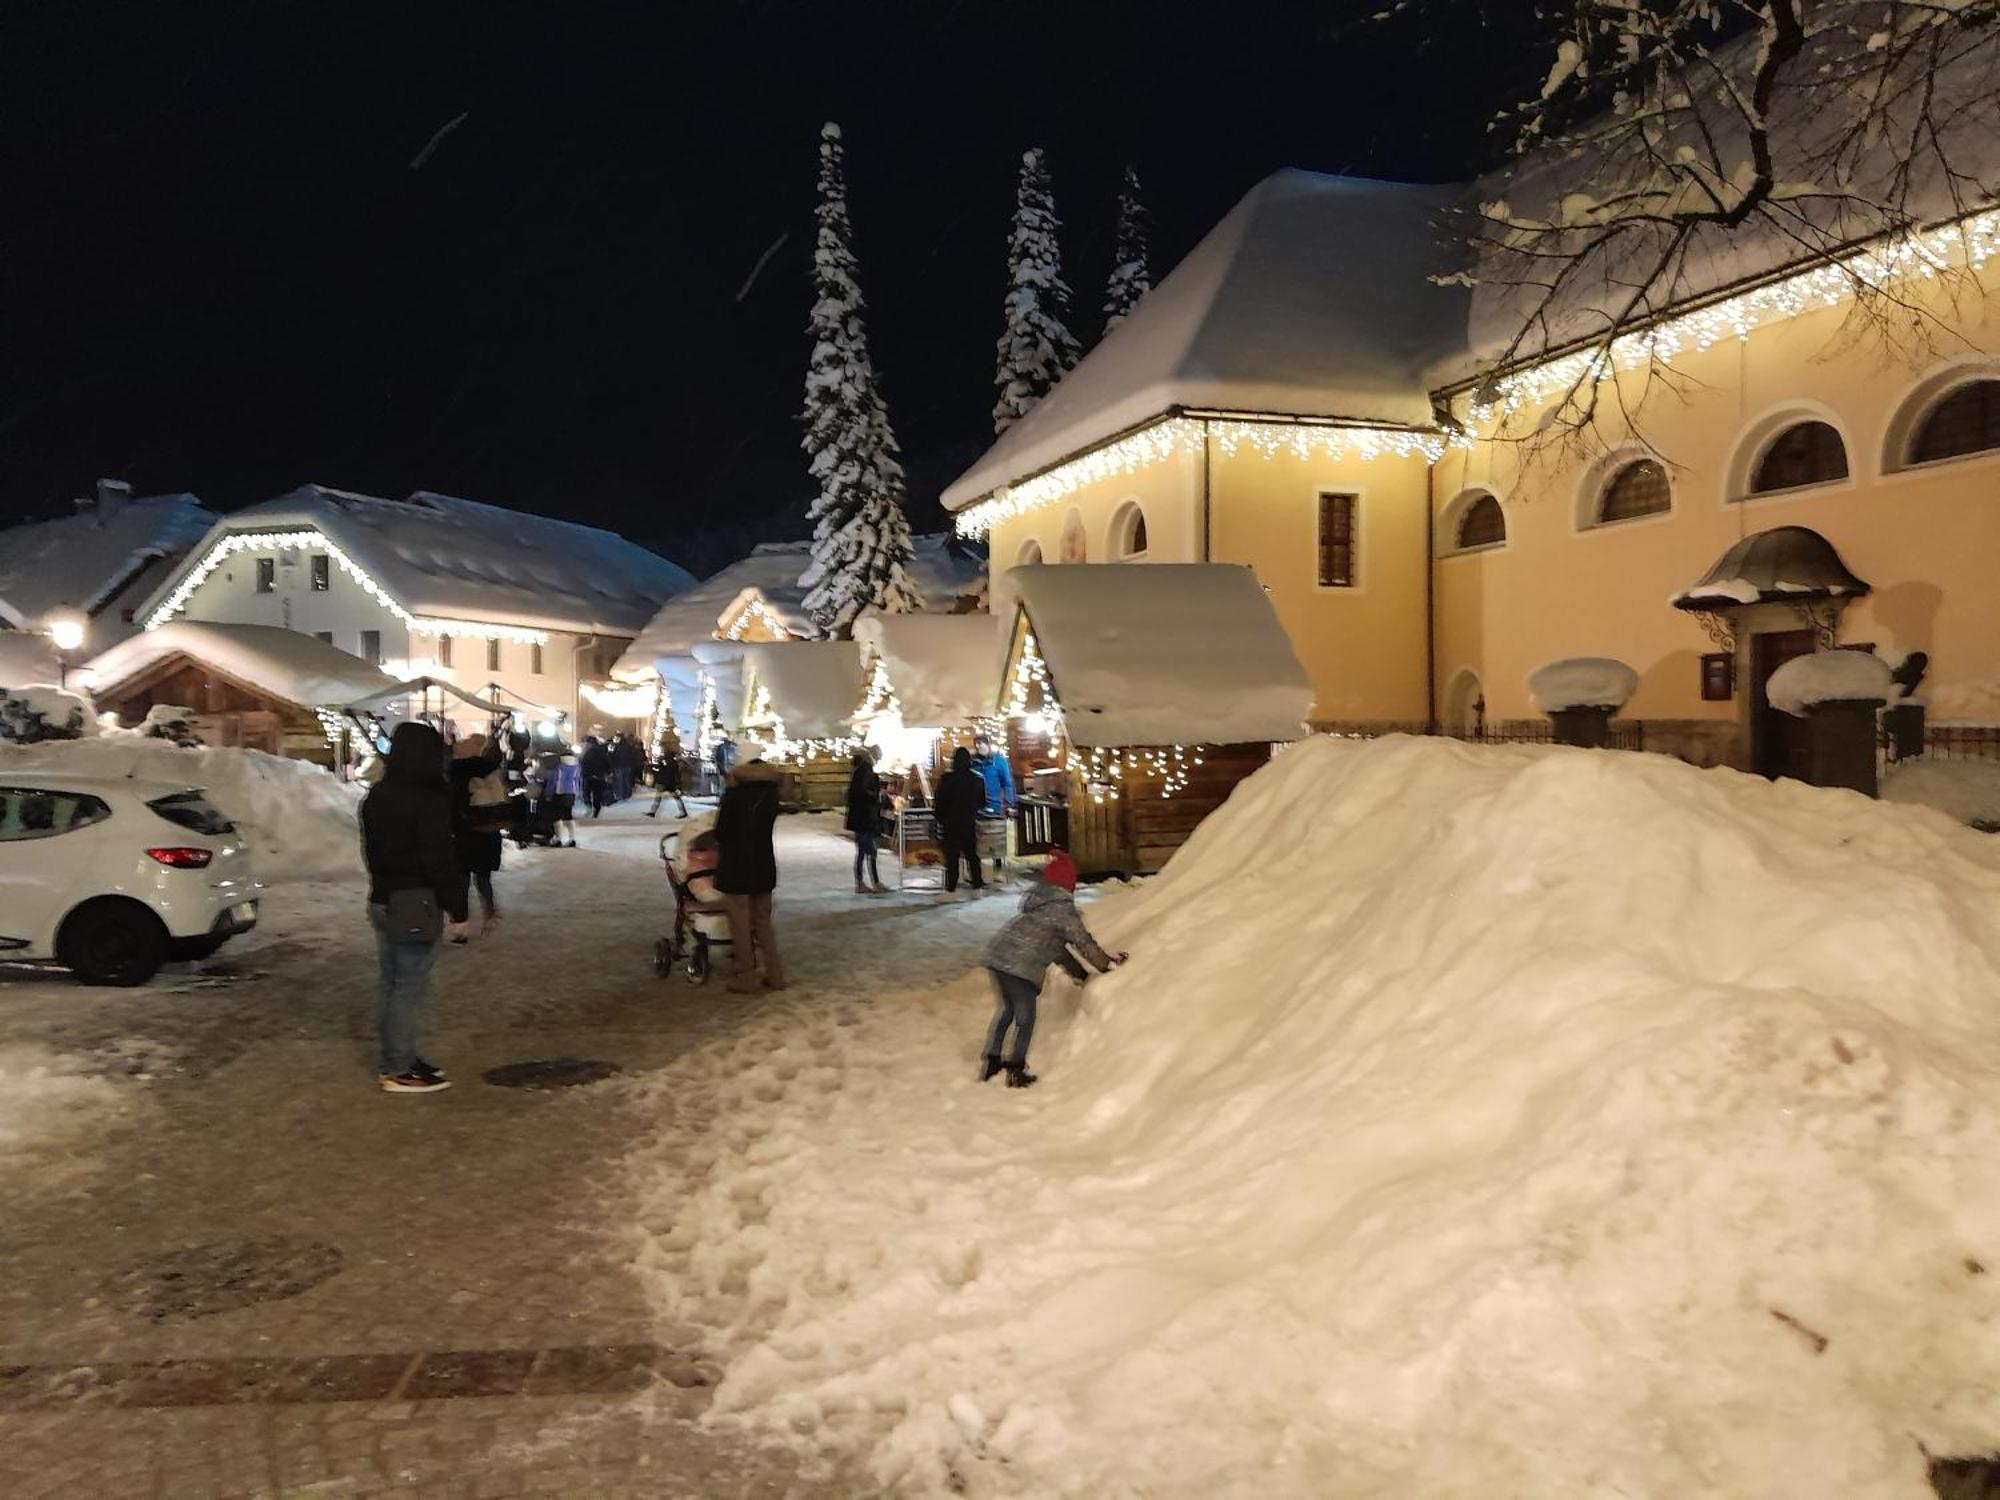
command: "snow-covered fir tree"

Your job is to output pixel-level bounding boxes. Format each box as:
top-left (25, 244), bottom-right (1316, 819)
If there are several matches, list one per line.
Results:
top-left (1102, 165), bottom-right (1152, 334)
top-left (798, 121), bottom-right (922, 637)
top-left (992, 148), bottom-right (1081, 434)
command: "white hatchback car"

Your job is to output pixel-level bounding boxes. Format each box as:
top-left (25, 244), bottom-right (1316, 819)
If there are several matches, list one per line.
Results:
top-left (0, 773), bottom-right (261, 985)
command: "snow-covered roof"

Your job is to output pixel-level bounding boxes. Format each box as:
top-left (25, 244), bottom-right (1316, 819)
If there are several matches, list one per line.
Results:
top-left (0, 493), bottom-right (215, 642)
top-left (611, 534), bottom-right (987, 680)
top-left (0, 631), bottom-right (61, 687)
top-left (1010, 564), bottom-right (1312, 747)
top-left (853, 611), bottom-right (1005, 727)
top-left (85, 621), bottom-right (397, 708)
top-left (138, 485), bottom-right (695, 638)
top-left (740, 640), bottom-right (866, 740)
top-left (691, 640), bottom-right (751, 730)
top-left (945, 171), bottom-right (1471, 507)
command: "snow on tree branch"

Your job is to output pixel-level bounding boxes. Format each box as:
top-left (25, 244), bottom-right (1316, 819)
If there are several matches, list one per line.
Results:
top-left (1103, 165), bottom-right (1153, 335)
top-left (993, 148), bottom-right (1082, 435)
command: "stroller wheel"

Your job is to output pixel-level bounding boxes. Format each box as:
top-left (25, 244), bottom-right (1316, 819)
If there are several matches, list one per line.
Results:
top-left (654, 937), bottom-right (674, 978)
top-left (686, 936), bottom-right (710, 985)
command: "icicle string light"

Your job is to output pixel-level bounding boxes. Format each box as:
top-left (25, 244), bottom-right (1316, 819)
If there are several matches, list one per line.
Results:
top-left (144, 528), bottom-right (552, 643)
top-left (724, 595), bottom-right (793, 641)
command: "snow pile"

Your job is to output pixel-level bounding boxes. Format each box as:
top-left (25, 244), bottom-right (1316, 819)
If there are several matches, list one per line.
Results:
top-left (0, 738), bottom-right (360, 879)
top-left (0, 1044), bottom-right (128, 1162)
top-left (1768, 650), bottom-right (1894, 716)
top-left (634, 735), bottom-right (2000, 1498)
top-left (0, 632), bottom-right (60, 685)
top-left (1527, 654), bottom-right (1638, 712)
top-left (1884, 758), bottom-right (2000, 829)
top-left (0, 684), bottom-right (97, 742)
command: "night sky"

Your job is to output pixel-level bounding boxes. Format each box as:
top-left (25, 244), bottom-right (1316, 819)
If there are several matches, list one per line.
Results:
top-left (3, 1), bottom-right (1544, 575)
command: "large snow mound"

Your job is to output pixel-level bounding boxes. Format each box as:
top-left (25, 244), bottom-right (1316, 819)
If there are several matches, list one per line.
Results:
top-left (0, 739), bottom-right (360, 880)
top-left (1884, 758), bottom-right (2000, 828)
top-left (632, 735), bottom-right (2000, 1498)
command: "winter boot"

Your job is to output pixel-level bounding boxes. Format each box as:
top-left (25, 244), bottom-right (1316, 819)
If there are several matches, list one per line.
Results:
top-left (855, 880), bottom-right (871, 895)
top-left (977, 1054), bottom-right (1004, 1083)
top-left (1004, 1063), bottom-right (1037, 1089)
top-left (870, 879), bottom-right (891, 894)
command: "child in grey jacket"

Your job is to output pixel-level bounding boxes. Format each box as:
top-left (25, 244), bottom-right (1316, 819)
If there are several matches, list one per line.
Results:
top-left (978, 850), bottom-right (1125, 1088)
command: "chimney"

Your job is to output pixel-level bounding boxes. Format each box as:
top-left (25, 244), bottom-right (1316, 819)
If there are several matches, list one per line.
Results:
top-left (96, 478), bottom-right (133, 516)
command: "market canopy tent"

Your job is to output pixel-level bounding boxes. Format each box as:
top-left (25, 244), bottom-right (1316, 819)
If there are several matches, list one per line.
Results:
top-left (1001, 563), bottom-right (1312, 875)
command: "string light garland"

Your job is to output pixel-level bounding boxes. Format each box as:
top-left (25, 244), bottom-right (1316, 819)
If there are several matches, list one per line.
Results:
top-left (695, 673), bottom-right (723, 759)
top-left (724, 595), bottom-right (794, 641)
top-left (647, 681), bottom-right (674, 761)
top-left (856, 655), bottom-right (899, 721)
top-left (144, 528), bottom-right (551, 643)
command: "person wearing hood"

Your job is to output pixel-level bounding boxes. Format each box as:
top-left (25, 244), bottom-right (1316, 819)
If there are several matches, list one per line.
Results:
top-left (932, 745), bottom-right (985, 895)
top-left (360, 721), bottom-right (469, 1094)
top-left (714, 756), bottom-right (787, 992)
top-left (976, 850), bottom-right (1125, 1088)
top-left (844, 747), bottom-right (889, 895)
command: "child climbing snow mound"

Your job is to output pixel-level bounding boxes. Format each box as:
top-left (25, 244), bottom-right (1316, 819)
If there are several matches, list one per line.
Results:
top-left (977, 849), bottom-right (1126, 1088)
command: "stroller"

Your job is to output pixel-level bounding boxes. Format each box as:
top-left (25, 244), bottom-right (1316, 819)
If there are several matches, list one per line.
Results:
top-left (655, 829), bottom-right (733, 984)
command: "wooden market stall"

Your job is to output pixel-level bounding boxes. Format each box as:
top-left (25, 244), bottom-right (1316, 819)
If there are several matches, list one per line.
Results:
top-left (735, 639), bottom-right (867, 809)
top-left (850, 611), bottom-right (1005, 792)
top-left (999, 563), bottom-right (1313, 876)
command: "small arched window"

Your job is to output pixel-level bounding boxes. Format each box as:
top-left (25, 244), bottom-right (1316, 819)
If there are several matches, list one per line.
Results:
top-left (1750, 421), bottom-right (1848, 494)
top-left (1908, 379), bottom-right (2000, 465)
top-left (1017, 539), bottom-right (1043, 566)
top-left (1455, 493), bottom-right (1506, 549)
top-left (1597, 458), bottom-right (1671, 524)
top-left (1111, 502), bottom-right (1148, 559)
top-left (1060, 510), bottom-right (1087, 564)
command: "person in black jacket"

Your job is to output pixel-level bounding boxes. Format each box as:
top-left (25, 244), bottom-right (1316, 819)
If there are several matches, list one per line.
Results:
top-left (714, 757), bottom-right (786, 992)
top-left (844, 748), bottom-right (889, 895)
top-left (932, 745), bottom-right (985, 894)
top-left (448, 733), bottom-right (506, 936)
top-left (579, 735), bottom-right (612, 818)
top-left (360, 721), bottom-right (468, 1093)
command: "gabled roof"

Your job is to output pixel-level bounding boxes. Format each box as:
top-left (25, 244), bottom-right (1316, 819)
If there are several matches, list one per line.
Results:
top-left (0, 493), bottom-right (216, 641)
top-left (945, 171), bottom-right (1472, 508)
top-left (611, 534), bottom-right (988, 680)
top-left (85, 620), bottom-right (395, 708)
top-left (852, 611), bottom-right (1004, 727)
top-left (137, 485), bottom-right (695, 638)
top-left (1008, 564), bottom-right (1312, 747)
top-left (739, 640), bottom-right (866, 740)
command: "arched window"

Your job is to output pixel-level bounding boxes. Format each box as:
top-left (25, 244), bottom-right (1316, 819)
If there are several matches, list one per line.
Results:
top-left (1597, 458), bottom-right (1671, 524)
top-left (1017, 539), bottom-right (1043, 566)
top-left (1110, 502), bottom-right (1148, 559)
top-left (1750, 421), bottom-right (1848, 494)
top-left (1060, 510), bottom-right (1087, 564)
top-left (1908, 379), bottom-right (2000, 465)
top-left (1455, 493), bottom-right (1506, 549)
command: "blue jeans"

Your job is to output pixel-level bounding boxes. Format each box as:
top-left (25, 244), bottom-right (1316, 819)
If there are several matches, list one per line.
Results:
top-left (854, 833), bottom-right (879, 885)
top-left (983, 968), bottom-right (1041, 1066)
top-left (369, 905), bottom-right (440, 1075)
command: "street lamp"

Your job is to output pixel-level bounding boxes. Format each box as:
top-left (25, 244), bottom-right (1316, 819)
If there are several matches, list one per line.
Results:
top-left (45, 611), bottom-right (87, 689)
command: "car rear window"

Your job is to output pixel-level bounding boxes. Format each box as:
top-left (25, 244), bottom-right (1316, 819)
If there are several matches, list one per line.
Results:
top-left (146, 791), bottom-right (235, 836)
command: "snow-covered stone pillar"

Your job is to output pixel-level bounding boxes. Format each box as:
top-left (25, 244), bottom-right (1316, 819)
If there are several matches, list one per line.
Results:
top-left (1528, 658), bottom-right (1638, 750)
top-left (1766, 651), bottom-right (1894, 798)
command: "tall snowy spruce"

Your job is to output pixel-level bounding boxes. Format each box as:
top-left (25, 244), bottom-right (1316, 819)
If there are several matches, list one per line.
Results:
top-left (992, 148), bottom-right (1081, 435)
top-left (1101, 165), bottom-right (1152, 334)
top-left (798, 122), bottom-right (921, 637)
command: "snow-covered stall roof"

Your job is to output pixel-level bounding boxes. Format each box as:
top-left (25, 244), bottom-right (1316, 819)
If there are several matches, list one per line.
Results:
top-left (0, 631), bottom-right (60, 687)
top-left (611, 535), bottom-right (986, 680)
top-left (852, 612), bottom-right (1005, 727)
top-left (1010, 564), bottom-right (1312, 748)
top-left (85, 621), bottom-right (397, 708)
top-left (691, 640), bottom-right (749, 731)
top-left (944, 171), bottom-right (1471, 508)
top-left (739, 640), bottom-right (866, 741)
top-left (0, 493), bottom-right (215, 641)
top-left (139, 485), bottom-right (695, 638)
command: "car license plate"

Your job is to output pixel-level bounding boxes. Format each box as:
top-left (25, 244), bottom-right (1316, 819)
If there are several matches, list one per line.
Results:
top-left (231, 901), bottom-right (259, 926)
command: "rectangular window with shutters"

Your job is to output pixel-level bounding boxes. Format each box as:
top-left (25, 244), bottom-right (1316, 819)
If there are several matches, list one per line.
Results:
top-left (437, 635), bottom-right (453, 668)
top-left (486, 638), bottom-right (501, 671)
top-left (530, 642), bottom-right (544, 675)
top-left (1317, 492), bottom-right (1357, 588)
top-left (360, 630), bottom-right (381, 664)
top-left (255, 557), bottom-right (275, 594)
top-left (310, 554), bottom-right (330, 591)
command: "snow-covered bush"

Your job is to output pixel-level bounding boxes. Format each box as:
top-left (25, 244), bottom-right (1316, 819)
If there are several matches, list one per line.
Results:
top-left (0, 684), bottom-right (96, 743)
top-left (1526, 655), bottom-right (1637, 712)
top-left (1767, 650), bottom-right (1894, 717)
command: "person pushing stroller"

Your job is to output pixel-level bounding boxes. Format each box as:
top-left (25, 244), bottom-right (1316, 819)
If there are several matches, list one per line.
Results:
top-left (977, 849), bottom-right (1125, 1088)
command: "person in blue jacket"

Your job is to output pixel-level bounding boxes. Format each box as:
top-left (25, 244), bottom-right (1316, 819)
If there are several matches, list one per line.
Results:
top-left (971, 735), bottom-right (1015, 873)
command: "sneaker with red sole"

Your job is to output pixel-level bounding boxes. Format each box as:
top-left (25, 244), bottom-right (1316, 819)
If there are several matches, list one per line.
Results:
top-left (378, 1071), bottom-right (451, 1094)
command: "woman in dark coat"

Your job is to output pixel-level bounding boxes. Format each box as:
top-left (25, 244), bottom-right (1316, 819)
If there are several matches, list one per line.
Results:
top-left (360, 721), bottom-right (468, 1093)
top-left (714, 758), bottom-right (786, 993)
top-left (844, 749), bottom-right (888, 895)
top-left (449, 733), bottom-right (506, 933)
top-left (932, 745), bottom-right (985, 894)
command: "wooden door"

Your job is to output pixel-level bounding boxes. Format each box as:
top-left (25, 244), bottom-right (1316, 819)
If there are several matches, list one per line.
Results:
top-left (1750, 629), bottom-right (1816, 780)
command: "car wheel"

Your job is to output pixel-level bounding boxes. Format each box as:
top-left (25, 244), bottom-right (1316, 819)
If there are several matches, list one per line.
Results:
top-left (61, 900), bottom-right (169, 987)
top-left (168, 933), bottom-right (230, 963)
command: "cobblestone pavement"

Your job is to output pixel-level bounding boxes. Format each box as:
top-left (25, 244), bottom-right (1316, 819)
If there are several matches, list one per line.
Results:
top-left (0, 801), bottom-right (1014, 1498)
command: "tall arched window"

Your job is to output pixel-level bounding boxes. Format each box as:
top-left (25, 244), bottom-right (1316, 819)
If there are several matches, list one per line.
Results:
top-left (1455, 493), bottom-right (1506, 549)
top-left (1908, 379), bottom-right (2000, 465)
top-left (1110, 502), bottom-right (1148, 559)
top-left (1017, 539), bottom-right (1043, 566)
top-left (1596, 458), bottom-right (1671, 525)
top-left (1060, 510), bottom-right (1087, 564)
top-left (1750, 420), bottom-right (1848, 494)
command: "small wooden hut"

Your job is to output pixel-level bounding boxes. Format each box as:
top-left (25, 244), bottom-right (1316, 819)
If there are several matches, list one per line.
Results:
top-left (736, 640), bottom-right (867, 809)
top-left (850, 611), bottom-right (1004, 795)
top-left (999, 564), bottom-right (1312, 876)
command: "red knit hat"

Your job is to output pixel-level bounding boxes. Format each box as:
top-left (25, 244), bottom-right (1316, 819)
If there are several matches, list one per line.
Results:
top-left (1043, 849), bottom-right (1079, 892)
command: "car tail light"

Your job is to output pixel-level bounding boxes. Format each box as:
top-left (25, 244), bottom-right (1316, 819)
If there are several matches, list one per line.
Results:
top-left (146, 846), bottom-right (214, 869)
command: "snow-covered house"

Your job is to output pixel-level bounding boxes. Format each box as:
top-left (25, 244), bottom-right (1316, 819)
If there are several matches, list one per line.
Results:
top-left (0, 481), bottom-right (216, 652)
top-left (850, 611), bottom-right (1003, 784)
top-left (133, 485), bottom-right (695, 737)
top-left (998, 563), bottom-right (1312, 876)
top-left (85, 621), bottom-right (398, 765)
top-left (734, 639), bottom-right (867, 808)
